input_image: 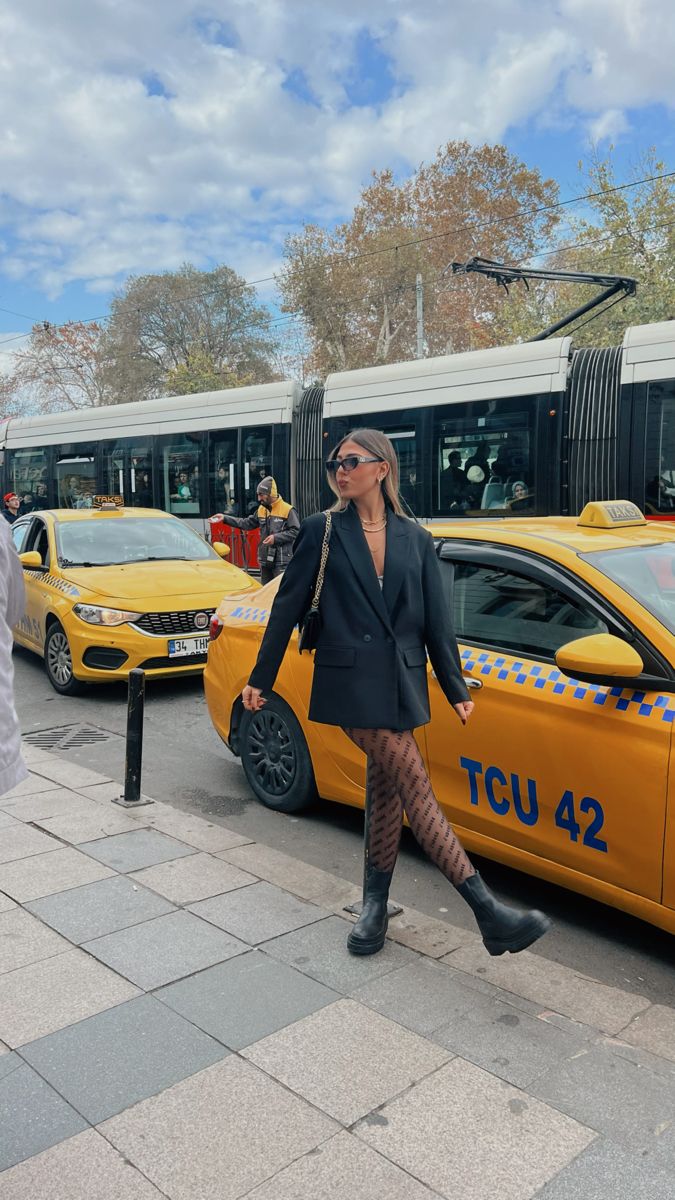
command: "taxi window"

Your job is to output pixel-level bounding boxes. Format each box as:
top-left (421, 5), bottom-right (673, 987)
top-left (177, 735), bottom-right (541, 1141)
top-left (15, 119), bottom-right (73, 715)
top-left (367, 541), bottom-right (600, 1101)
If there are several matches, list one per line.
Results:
top-left (449, 561), bottom-right (608, 658)
top-left (582, 543), bottom-right (675, 637)
top-left (24, 519), bottom-right (51, 568)
top-left (11, 521), bottom-right (30, 553)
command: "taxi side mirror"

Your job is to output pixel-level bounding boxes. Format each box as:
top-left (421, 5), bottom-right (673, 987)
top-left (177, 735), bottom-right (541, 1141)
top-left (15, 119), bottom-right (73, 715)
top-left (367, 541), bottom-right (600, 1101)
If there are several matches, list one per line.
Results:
top-left (213, 541), bottom-right (230, 559)
top-left (19, 551), bottom-right (44, 570)
top-left (555, 633), bottom-right (644, 684)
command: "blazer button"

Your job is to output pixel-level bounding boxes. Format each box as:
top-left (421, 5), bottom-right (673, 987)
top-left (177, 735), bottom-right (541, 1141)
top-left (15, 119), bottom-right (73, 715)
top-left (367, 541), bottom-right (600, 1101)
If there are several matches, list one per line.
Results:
top-left (363, 634), bottom-right (372, 642)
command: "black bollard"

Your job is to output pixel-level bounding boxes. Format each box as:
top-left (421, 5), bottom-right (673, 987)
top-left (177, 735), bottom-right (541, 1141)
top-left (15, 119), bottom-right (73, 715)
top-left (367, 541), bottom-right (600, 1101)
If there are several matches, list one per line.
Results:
top-left (114, 669), bottom-right (153, 808)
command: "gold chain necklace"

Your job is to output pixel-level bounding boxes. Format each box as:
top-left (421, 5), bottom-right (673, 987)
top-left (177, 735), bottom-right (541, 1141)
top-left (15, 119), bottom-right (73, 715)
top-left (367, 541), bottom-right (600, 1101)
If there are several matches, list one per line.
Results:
top-left (360, 512), bottom-right (387, 530)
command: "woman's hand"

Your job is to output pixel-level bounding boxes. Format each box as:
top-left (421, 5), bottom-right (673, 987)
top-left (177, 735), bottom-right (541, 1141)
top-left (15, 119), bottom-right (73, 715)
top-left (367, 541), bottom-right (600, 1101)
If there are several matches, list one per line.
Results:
top-left (453, 700), bottom-right (474, 725)
top-left (242, 685), bottom-right (266, 712)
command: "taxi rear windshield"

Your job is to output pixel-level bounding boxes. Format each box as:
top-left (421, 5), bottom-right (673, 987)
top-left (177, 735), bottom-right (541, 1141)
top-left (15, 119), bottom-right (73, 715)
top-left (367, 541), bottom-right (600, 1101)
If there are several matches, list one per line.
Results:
top-left (56, 517), bottom-right (216, 567)
top-left (582, 543), bottom-right (675, 635)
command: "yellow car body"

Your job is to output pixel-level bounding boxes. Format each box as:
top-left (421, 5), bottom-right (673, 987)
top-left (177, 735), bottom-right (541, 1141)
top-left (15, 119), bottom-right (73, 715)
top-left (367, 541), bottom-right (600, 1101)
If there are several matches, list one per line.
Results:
top-left (11, 504), bottom-right (259, 692)
top-left (205, 501), bottom-right (675, 935)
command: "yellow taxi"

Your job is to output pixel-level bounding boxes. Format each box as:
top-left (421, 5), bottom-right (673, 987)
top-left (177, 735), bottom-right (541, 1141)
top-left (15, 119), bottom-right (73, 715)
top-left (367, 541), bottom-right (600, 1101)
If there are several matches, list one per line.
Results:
top-left (11, 498), bottom-right (258, 694)
top-left (205, 500), bottom-right (675, 935)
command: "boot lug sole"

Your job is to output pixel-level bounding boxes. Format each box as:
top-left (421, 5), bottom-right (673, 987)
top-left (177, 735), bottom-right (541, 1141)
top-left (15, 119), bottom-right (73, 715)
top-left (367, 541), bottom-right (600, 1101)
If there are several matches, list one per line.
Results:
top-left (483, 916), bottom-right (552, 957)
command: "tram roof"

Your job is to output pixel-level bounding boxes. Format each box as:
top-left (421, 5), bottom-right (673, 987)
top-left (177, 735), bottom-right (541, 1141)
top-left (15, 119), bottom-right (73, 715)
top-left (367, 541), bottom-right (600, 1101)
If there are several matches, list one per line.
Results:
top-left (0, 379), bottom-right (303, 450)
top-left (323, 337), bottom-right (572, 419)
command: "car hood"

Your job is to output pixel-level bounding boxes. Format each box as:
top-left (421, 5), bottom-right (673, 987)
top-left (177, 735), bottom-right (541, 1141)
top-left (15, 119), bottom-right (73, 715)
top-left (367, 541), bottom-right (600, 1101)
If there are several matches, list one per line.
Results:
top-left (62, 559), bottom-right (259, 602)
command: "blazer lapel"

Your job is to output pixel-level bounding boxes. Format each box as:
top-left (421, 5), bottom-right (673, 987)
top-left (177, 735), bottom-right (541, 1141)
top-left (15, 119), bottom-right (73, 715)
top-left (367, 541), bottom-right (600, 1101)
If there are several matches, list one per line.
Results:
top-left (333, 505), bottom-right (393, 634)
top-left (382, 514), bottom-right (411, 619)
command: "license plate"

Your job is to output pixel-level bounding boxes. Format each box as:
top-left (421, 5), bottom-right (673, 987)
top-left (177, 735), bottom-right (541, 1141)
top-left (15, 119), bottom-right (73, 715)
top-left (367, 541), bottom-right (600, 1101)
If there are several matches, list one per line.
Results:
top-left (168, 636), bottom-right (209, 658)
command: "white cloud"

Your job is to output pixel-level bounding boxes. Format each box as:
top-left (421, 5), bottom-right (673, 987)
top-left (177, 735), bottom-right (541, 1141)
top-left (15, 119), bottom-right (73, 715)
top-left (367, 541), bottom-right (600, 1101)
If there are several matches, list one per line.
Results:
top-left (0, 0), bottom-right (673, 301)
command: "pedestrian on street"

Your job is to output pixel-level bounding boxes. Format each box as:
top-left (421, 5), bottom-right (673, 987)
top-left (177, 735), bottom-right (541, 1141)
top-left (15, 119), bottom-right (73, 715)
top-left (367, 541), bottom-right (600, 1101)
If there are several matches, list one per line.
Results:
top-left (241, 429), bottom-right (551, 958)
top-left (211, 476), bottom-right (300, 585)
top-left (0, 518), bottom-right (28, 797)
top-left (2, 492), bottom-right (20, 524)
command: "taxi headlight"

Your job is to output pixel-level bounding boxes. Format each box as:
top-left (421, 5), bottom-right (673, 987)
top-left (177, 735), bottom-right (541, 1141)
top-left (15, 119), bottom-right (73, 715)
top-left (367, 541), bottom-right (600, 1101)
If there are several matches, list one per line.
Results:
top-left (73, 604), bottom-right (142, 627)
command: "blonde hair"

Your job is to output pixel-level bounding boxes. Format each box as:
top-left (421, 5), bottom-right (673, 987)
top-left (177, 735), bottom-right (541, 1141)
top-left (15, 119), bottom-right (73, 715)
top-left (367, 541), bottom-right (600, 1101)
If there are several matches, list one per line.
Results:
top-left (326, 428), bottom-right (407, 516)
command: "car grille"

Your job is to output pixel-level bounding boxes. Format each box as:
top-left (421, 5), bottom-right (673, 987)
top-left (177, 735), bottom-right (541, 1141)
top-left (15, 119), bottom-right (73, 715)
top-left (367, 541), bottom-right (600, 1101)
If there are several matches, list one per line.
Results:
top-left (133, 609), bottom-right (215, 636)
top-left (139, 653), bottom-right (208, 671)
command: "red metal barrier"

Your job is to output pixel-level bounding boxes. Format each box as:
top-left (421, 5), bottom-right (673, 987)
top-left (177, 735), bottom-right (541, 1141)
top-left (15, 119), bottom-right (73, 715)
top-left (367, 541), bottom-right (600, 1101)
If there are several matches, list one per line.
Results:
top-left (208, 519), bottom-right (260, 572)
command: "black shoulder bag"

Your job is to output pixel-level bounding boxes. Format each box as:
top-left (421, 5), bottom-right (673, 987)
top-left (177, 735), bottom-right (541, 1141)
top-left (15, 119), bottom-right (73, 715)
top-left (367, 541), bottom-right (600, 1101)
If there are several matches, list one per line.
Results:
top-left (298, 511), bottom-right (332, 654)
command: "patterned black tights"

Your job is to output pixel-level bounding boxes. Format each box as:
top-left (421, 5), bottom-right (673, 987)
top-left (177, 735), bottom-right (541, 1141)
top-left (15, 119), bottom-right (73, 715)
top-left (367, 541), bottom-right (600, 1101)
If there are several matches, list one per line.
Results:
top-left (344, 727), bottom-right (475, 887)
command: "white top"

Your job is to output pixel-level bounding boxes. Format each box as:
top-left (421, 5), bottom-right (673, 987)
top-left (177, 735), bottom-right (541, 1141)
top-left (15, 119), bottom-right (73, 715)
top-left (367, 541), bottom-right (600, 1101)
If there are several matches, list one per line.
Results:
top-left (0, 520), bottom-right (28, 797)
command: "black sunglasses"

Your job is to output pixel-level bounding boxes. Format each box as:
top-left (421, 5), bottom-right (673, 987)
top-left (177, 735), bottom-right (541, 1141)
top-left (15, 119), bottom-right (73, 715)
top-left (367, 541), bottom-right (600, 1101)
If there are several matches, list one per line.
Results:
top-left (325, 455), bottom-right (384, 475)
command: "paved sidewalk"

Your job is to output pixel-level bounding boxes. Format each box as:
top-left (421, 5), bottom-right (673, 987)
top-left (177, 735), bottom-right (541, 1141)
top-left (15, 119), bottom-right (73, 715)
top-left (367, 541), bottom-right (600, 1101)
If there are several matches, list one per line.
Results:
top-left (1, 743), bottom-right (675, 1198)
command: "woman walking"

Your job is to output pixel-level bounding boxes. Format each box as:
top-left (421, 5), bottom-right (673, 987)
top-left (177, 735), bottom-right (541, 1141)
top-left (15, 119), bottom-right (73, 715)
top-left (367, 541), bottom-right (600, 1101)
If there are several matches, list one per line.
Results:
top-left (242, 429), bottom-right (551, 957)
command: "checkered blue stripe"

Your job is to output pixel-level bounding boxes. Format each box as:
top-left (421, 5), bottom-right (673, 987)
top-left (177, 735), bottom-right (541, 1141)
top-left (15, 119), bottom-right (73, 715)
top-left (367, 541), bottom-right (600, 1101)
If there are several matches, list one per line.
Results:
top-left (459, 648), bottom-right (675, 723)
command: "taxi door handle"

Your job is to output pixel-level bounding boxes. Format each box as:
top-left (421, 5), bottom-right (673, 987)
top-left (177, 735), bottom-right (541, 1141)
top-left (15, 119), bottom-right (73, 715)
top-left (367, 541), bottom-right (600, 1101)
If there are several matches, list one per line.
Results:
top-left (430, 670), bottom-right (483, 690)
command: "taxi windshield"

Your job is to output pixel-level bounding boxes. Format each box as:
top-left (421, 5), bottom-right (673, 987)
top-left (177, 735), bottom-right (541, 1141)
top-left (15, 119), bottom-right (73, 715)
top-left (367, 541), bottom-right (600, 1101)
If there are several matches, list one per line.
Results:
top-left (583, 542), bottom-right (675, 635)
top-left (56, 517), bottom-right (216, 567)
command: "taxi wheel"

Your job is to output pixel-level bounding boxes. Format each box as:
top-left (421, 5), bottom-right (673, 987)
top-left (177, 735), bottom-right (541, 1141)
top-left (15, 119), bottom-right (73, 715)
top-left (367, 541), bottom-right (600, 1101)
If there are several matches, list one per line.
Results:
top-left (44, 622), bottom-right (84, 695)
top-left (240, 695), bottom-right (317, 813)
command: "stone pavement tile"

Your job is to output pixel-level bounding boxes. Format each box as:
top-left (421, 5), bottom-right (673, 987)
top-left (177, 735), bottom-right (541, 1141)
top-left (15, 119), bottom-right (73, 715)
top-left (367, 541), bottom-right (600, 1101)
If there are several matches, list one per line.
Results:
top-left (0, 845), bottom-right (115, 903)
top-left (620, 1004), bottom-right (675, 1065)
top-left (356, 1057), bottom-right (596, 1200)
top-left (0, 822), bottom-right (61, 863)
top-left (530, 1042), bottom-right (675, 1156)
top-left (1, 773), bottom-right (63, 800)
top-left (243, 998), bottom-right (450, 1125)
top-left (35, 806), bottom-right (143, 845)
top-left (431, 994), bottom-right (591, 1090)
top-left (130, 852), bottom-right (257, 905)
top-left (246, 1129), bottom-right (440, 1199)
top-left (0, 1128), bottom-right (166, 1198)
top-left (263, 914), bottom-right (418, 993)
top-left (217, 842), bottom-right (354, 902)
top-left (77, 781), bottom-right (146, 805)
top-left (0, 908), bottom-right (71, 974)
top-left (597, 1033), bottom-right (675, 1083)
top-left (131, 803), bottom-right (253, 853)
top-left (83, 909), bottom-right (248, 990)
top-left (0, 948), bottom-right (139, 1048)
top-left (26, 874), bottom-right (176, 944)
top-left (156, 950), bottom-right (339, 1050)
top-left (386, 905), bottom-right (476, 957)
top-left (353, 956), bottom-right (509, 1037)
top-left (533, 1136), bottom-right (675, 1199)
top-left (0, 1062), bottom-right (87, 1172)
top-left (188, 881), bottom-right (328, 944)
top-left (80, 828), bottom-right (197, 873)
top-left (99, 1055), bottom-right (337, 1200)
top-left (31, 760), bottom-right (111, 789)
top-left (20, 993), bottom-right (229, 1124)
top-left (19, 742), bottom-right (61, 765)
top-left (0, 1049), bottom-right (20, 1077)
top-left (0, 892), bottom-right (16, 913)
top-left (0, 789), bottom-right (101, 823)
top-left (0, 810), bottom-right (21, 830)
top-left (444, 944), bottom-right (651, 1034)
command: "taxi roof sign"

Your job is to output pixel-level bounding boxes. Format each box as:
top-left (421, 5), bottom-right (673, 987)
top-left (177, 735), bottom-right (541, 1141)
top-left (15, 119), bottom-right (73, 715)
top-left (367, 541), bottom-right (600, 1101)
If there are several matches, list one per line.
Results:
top-left (577, 500), bottom-right (647, 529)
top-left (92, 494), bottom-right (124, 510)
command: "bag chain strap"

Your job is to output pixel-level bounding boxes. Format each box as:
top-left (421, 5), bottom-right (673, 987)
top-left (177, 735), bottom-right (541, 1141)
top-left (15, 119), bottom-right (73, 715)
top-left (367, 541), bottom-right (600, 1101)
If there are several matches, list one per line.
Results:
top-left (310, 512), bottom-right (332, 610)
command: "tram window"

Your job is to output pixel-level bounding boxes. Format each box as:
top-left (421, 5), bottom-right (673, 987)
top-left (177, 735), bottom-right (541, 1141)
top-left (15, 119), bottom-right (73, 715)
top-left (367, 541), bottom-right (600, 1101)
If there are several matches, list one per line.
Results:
top-left (210, 431), bottom-right (239, 516)
top-left (161, 436), bottom-right (202, 515)
top-left (9, 448), bottom-right (48, 513)
top-left (433, 397), bottom-right (535, 517)
top-left (645, 381), bottom-right (675, 515)
top-left (388, 429), bottom-right (417, 515)
top-left (55, 450), bottom-right (97, 509)
top-left (102, 443), bottom-right (126, 501)
top-left (242, 427), bottom-right (272, 514)
top-left (130, 448), bottom-right (154, 508)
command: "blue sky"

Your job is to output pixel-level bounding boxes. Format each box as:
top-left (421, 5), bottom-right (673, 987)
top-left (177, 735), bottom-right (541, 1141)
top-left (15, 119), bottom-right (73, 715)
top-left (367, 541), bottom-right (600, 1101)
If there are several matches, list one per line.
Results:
top-left (0, 0), bottom-right (673, 362)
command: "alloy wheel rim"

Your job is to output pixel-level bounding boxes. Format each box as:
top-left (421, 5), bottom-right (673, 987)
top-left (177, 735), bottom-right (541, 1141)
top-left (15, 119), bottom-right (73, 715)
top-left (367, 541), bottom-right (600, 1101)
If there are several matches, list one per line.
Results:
top-left (47, 630), bottom-right (73, 685)
top-left (248, 710), bottom-right (296, 796)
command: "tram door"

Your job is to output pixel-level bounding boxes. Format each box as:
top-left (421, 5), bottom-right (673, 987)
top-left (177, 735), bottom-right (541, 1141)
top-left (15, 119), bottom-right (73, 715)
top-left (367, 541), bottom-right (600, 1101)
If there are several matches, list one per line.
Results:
top-left (208, 426), bottom-right (274, 570)
top-left (102, 443), bottom-right (155, 508)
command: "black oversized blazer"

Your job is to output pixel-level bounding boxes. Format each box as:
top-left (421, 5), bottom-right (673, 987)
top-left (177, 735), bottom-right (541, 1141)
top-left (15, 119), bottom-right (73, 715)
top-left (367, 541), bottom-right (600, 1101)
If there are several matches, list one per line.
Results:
top-left (248, 503), bottom-right (470, 730)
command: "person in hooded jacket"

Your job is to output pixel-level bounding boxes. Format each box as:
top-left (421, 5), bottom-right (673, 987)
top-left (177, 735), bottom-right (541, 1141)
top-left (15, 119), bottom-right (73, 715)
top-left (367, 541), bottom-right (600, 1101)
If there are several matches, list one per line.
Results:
top-left (211, 476), bottom-right (300, 584)
top-left (0, 518), bottom-right (28, 797)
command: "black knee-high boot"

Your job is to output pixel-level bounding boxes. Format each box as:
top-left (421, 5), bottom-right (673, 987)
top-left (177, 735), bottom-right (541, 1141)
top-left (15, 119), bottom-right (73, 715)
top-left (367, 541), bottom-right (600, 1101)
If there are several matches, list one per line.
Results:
top-left (457, 872), bottom-right (552, 956)
top-left (347, 866), bottom-right (393, 956)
